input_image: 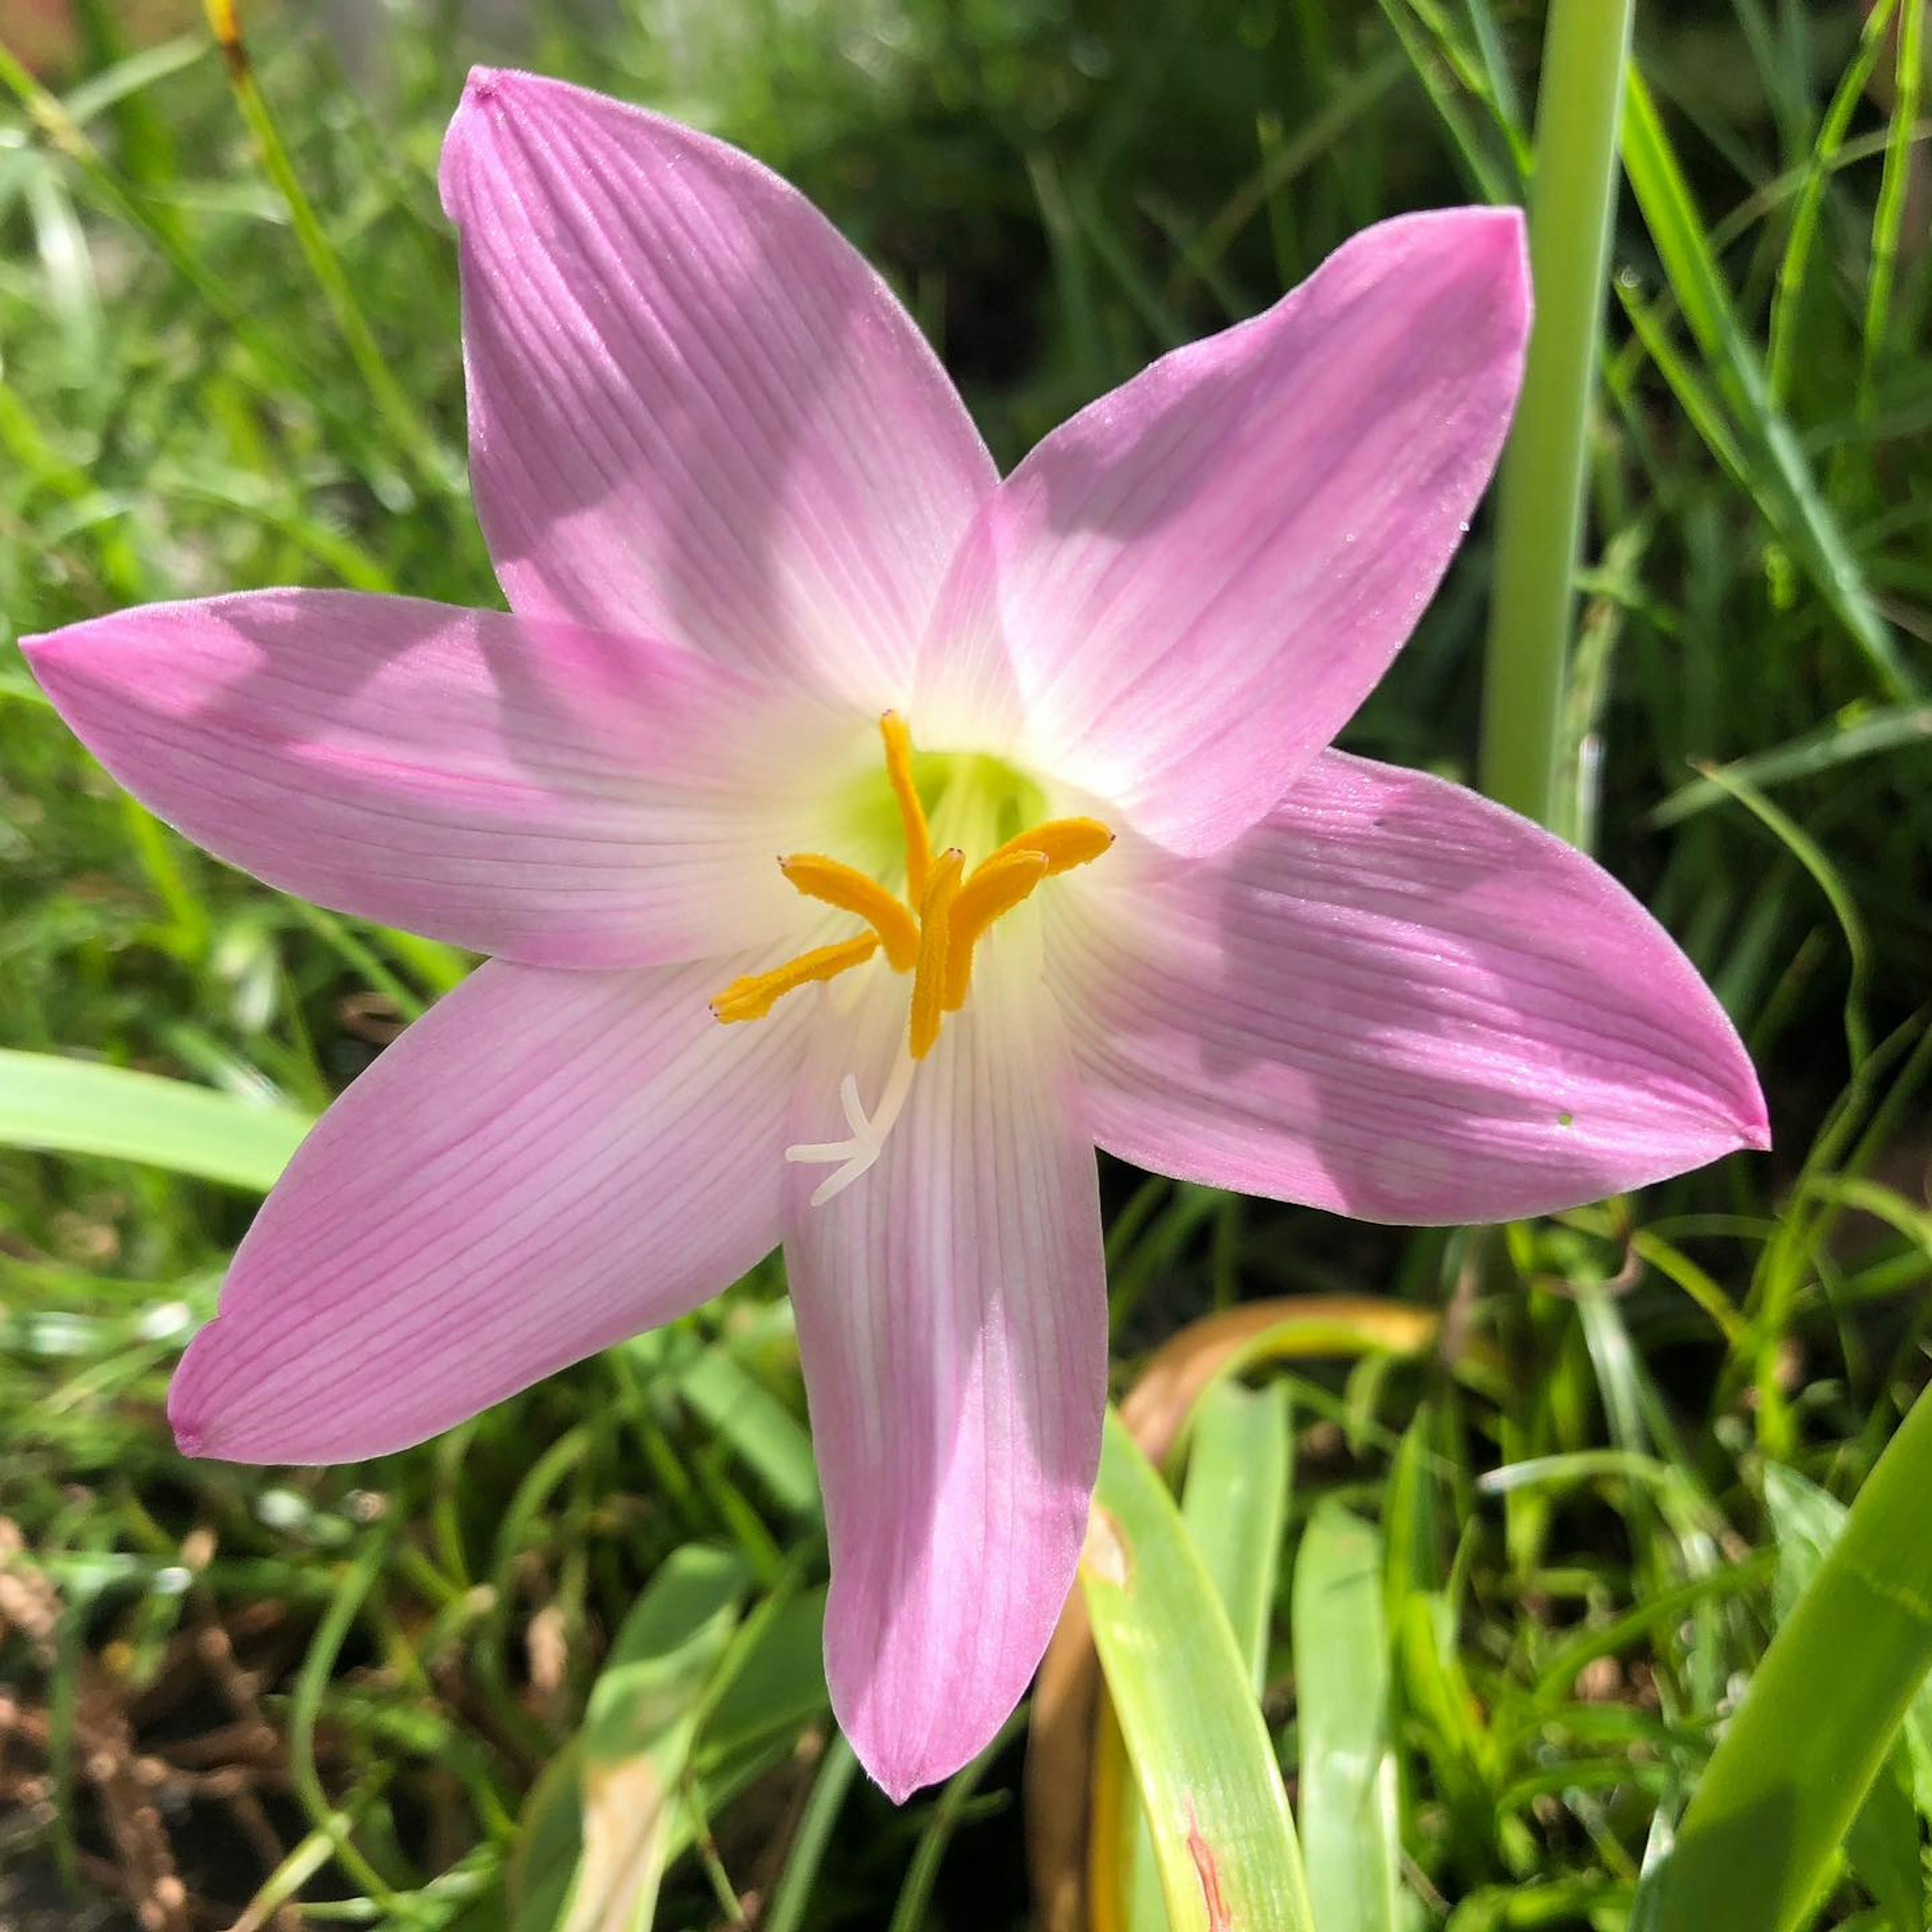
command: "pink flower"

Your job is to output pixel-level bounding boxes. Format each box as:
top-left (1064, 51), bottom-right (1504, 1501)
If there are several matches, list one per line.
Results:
top-left (22, 70), bottom-right (1766, 1800)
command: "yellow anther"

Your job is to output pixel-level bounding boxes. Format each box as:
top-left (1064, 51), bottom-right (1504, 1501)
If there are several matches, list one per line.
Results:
top-left (944, 850), bottom-right (1048, 1011)
top-left (710, 933), bottom-right (880, 1024)
top-left (880, 711), bottom-right (933, 904)
top-left (908, 849), bottom-right (965, 1060)
top-left (712, 716), bottom-right (1113, 1071)
top-left (780, 853), bottom-right (920, 971)
top-left (979, 815), bottom-right (1115, 878)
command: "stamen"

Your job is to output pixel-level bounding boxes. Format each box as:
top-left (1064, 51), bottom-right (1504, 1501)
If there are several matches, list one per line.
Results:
top-left (880, 711), bottom-right (933, 903)
top-left (943, 849), bottom-right (1048, 1011)
top-left (908, 849), bottom-right (964, 1060)
top-left (981, 815), bottom-right (1115, 877)
top-left (784, 1042), bottom-right (918, 1205)
top-left (717, 716), bottom-right (1114, 1196)
top-left (779, 852), bottom-right (920, 970)
top-left (710, 933), bottom-right (879, 1024)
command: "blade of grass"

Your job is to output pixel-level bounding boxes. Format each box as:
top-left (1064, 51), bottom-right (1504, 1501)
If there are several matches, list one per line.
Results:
top-left (1294, 1502), bottom-right (1402, 1932)
top-left (0, 1048), bottom-right (310, 1189)
top-left (1860, 0), bottom-right (1926, 410)
top-left (760, 1733), bottom-right (859, 1932)
top-left (1081, 1409), bottom-right (1313, 1932)
top-left (1619, 64), bottom-right (1916, 701)
top-left (1116, 1378), bottom-right (1293, 1929)
top-left (1633, 1383), bottom-right (1932, 1932)
top-left (1766, 0), bottom-right (1900, 405)
top-left (201, 1), bottom-right (450, 497)
top-left (1651, 703), bottom-right (1932, 825)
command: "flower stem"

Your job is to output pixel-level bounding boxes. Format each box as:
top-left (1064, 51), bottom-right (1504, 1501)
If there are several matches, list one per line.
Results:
top-left (1478, 0), bottom-right (1636, 834)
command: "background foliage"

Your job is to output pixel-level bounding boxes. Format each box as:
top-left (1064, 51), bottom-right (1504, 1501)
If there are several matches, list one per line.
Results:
top-left (2, 0), bottom-right (1929, 1927)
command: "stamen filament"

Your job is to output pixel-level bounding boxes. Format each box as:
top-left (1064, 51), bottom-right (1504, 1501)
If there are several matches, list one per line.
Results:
top-left (880, 711), bottom-right (934, 904)
top-left (710, 933), bottom-right (879, 1024)
top-left (908, 848), bottom-right (964, 1060)
top-left (780, 852), bottom-right (920, 970)
top-left (979, 815), bottom-right (1115, 877)
top-left (943, 849), bottom-right (1048, 1010)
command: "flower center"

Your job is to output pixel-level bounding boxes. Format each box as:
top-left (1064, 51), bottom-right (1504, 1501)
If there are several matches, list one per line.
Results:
top-left (708, 713), bottom-right (1112, 1204)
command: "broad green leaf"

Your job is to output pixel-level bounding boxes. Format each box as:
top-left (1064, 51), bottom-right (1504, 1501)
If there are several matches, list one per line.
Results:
top-left (1635, 1389), bottom-right (1932, 1932)
top-left (509, 1545), bottom-right (748, 1932)
top-left (1122, 1378), bottom-right (1293, 1929)
top-left (1295, 1502), bottom-right (1402, 1932)
top-left (1184, 1380), bottom-right (1292, 1687)
top-left (1081, 1408), bottom-right (1312, 1932)
top-left (1763, 1463), bottom-right (1930, 1926)
top-left (0, 1048), bottom-right (311, 1190)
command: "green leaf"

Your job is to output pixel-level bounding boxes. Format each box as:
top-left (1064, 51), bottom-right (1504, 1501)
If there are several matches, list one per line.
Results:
top-left (1122, 1378), bottom-right (1294, 1928)
top-left (1762, 1463), bottom-right (1932, 1925)
top-left (0, 1049), bottom-right (311, 1190)
top-left (1184, 1379), bottom-right (1292, 1688)
top-left (677, 1342), bottom-right (820, 1516)
top-left (509, 1545), bottom-right (749, 1932)
top-left (1295, 1502), bottom-right (1402, 1932)
top-left (1082, 1408), bottom-right (1313, 1932)
top-left (1635, 1389), bottom-right (1932, 1932)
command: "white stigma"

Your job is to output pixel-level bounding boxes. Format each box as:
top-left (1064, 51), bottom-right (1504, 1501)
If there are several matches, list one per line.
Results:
top-left (784, 1042), bottom-right (917, 1207)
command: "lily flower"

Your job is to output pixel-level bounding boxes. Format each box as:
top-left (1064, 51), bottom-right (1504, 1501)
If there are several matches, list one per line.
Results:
top-left (22, 70), bottom-right (1766, 1800)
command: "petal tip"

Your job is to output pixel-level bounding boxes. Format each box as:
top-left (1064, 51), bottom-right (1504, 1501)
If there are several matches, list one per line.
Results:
top-left (168, 1320), bottom-right (254, 1464)
top-left (17, 631), bottom-right (63, 694)
top-left (167, 1364), bottom-right (217, 1463)
top-left (846, 1726), bottom-right (951, 1807)
top-left (441, 65), bottom-right (537, 215)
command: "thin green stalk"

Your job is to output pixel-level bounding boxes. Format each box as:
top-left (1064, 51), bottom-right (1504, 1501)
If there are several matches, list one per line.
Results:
top-left (204, 1), bottom-right (449, 496)
top-left (1478, 0), bottom-right (1635, 833)
top-left (1766, 0), bottom-right (1899, 407)
top-left (1861, 0), bottom-right (1925, 408)
top-left (761, 1734), bottom-right (860, 1932)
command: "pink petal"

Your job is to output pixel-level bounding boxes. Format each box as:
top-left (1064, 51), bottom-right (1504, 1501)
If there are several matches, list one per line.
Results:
top-left (1052, 752), bottom-right (1768, 1224)
top-left (170, 955), bottom-right (807, 1462)
top-left (927, 209), bottom-right (1530, 848)
top-left (440, 69), bottom-right (997, 711)
top-left (783, 946), bottom-right (1106, 1801)
top-left (24, 590), bottom-right (854, 968)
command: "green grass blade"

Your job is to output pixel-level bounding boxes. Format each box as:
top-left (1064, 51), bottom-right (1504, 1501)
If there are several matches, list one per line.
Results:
top-left (1294, 1502), bottom-right (1402, 1932)
top-left (0, 1048), bottom-right (310, 1189)
top-left (1182, 1378), bottom-right (1292, 1687)
top-left (1763, 1465), bottom-right (1927, 1924)
top-left (1121, 1377), bottom-right (1293, 1928)
top-left (1649, 702), bottom-right (1932, 826)
top-left (1860, 0), bottom-right (1925, 408)
top-left (1083, 1409), bottom-right (1313, 1932)
top-left (676, 1343), bottom-right (821, 1517)
top-left (1619, 64), bottom-right (1916, 701)
top-left (203, 4), bottom-right (450, 496)
top-left (1634, 1385), bottom-right (1932, 1932)
top-left (1765, 0), bottom-right (1899, 405)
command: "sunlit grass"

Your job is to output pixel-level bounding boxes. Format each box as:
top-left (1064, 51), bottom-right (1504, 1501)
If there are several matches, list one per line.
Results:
top-left (3, 3), bottom-right (1930, 1927)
